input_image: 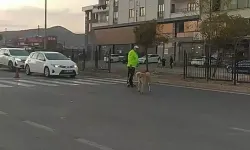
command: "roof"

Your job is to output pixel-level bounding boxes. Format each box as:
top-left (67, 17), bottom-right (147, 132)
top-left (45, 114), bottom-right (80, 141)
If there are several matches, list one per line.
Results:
top-left (34, 51), bottom-right (60, 54)
top-left (0, 48), bottom-right (26, 50)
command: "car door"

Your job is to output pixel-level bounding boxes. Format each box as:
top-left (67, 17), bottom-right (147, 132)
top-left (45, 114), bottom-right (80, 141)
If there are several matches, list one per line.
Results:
top-left (0, 49), bottom-right (4, 65)
top-left (36, 53), bottom-right (46, 73)
top-left (29, 52), bottom-right (39, 72)
top-left (2, 50), bottom-right (10, 66)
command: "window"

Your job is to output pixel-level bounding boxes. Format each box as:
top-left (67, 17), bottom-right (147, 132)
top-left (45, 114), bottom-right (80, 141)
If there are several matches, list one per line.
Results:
top-left (139, 7), bottom-right (145, 16)
top-left (158, 4), bottom-right (164, 12)
top-left (37, 53), bottom-right (45, 61)
top-left (44, 53), bottom-right (68, 60)
top-left (9, 49), bottom-right (29, 56)
top-left (105, 0), bottom-right (109, 5)
top-left (237, 0), bottom-right (248, 8)
top-left (158, 4), bottom-right (164, 18)
top-left (129, 9), bottom-right (135, 18)
top-left (187, 3), bottom-right (196, 11)
top-left (113, 12), bottom-right (118, 23)
top-left (114, 0), bottom-right (118, 7)
top-left (31, 53), bottom-right (38, 59)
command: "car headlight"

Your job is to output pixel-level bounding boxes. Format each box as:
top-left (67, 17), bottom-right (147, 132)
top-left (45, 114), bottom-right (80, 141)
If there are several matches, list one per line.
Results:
top-left (51, 64), bottom-right (60, 68)
top-left (15, 58), bottom-right (22, 61)
top-left (74, 65), bottom-right (78, 68)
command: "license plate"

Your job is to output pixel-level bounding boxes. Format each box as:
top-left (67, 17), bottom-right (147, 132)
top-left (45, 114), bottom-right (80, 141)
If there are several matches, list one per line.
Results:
top-left (65, 70), bottom-right (73, 73)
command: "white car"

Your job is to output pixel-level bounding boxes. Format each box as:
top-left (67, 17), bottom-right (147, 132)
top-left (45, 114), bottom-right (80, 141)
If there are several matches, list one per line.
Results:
top-left (25, 51), bottom-right (78, 78)
top-left (139, 54), bottom-right (160, 64)
top-left (190, 56), bottom-right (217, 67)
top-left (0, 48), bottom-right (29, 71)
top-left (104, 54), bottom-right (120, 63)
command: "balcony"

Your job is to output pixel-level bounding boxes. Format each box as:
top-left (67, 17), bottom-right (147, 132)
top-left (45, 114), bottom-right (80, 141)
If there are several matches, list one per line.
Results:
top-left (92, 4), bottom-right (109, 13)
top-left (170, 0), bottom-right (199, 18)
top-left (171, 7), bottom-right (199, 18)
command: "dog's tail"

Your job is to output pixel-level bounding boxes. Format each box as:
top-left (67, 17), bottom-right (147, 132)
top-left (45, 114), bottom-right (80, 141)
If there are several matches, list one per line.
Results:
top-left (135, 72), bottom-right (140, 79)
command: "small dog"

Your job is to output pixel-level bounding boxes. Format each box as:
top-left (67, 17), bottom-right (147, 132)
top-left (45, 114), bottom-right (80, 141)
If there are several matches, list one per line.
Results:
top-left (135, 71), bottom-right (151, 94)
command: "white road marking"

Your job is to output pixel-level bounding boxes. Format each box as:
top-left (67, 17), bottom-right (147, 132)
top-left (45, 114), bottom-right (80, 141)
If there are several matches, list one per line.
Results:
top-left (230, 127), bottom-right (250, 133)
top-left (23, 120), bottom-right (54, 132)
top-left (0, 80), bottom-right (35, 87)
top-left (35, 79), bottom-right (79, 86)
top-left (0, 111), bottom-right (8, 116)
top-left (56, 79), bottom-right (100, 85)
top-left (18, 80), bottom-right (58, 86)
top-left (157, 83), bottom-right (250, 96)
top-left (85, 78), bottom-right (126, 84)
top-left (0, 83), bottom-right (12, 87)
top-left (75, 138), bottom-right (114, 150)
top-left (76, 79), bottom-right (117, 84)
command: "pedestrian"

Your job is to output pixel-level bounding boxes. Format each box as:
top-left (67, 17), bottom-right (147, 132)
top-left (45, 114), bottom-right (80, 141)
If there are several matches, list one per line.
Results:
top-left (170, 55), bottom-right (174, 69)
top-left (127, 45), bottom-right (139, 87)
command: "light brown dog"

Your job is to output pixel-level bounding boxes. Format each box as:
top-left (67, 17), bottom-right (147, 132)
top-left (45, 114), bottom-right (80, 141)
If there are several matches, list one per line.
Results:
top-left (135, 71), bottom-right (151, 94)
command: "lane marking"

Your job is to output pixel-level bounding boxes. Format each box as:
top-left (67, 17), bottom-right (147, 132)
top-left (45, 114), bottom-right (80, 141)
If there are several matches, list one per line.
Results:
top-left (76, 79), bottom-right (117, 84)
top-left (230, 127), bottom-right (250, 133)
top-left (157, 83), bottom-right (250, 96)
top-left (75, 138), bottom-right (114, 150)
top-left (35, 79), bottom-right (79, 86)
top-left (23, 120), bottom-right (54, 132)
top-left (0, 83), bottom-right (12, 87)
top-left (0, 111), bottom-right (8, 116)
top-left (18, 80), bottom-right (58, 86)
top-left (85, 78), bottom-right (126, 84)
top-left (56, 79), bottom-right (100, 85)
top-left (0, 80), bottom-right (35, 87)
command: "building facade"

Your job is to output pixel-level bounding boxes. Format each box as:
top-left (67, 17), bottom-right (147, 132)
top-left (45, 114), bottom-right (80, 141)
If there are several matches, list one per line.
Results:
top-left (82, 0), bottom-right (250, 62)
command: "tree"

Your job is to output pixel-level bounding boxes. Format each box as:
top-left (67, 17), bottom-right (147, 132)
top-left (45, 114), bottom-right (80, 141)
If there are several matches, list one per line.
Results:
top-left (200, 13), bottom-right (250, 77)
top-left (0, 34), bottom-right (2, 41)
top-left (133, 19), bottom-right (168, 71)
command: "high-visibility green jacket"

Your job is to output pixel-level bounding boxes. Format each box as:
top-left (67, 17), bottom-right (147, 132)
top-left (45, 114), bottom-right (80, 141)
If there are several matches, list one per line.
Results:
top-left (127, 49), bottom-right (138, 67)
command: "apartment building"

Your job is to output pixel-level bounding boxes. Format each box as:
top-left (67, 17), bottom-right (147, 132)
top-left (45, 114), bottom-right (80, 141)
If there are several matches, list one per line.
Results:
top-left (82, 0), bottom-right (250, 61)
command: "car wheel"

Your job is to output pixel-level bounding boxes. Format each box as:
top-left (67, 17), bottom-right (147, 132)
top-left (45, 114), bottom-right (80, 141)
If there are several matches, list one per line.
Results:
top-left (25, 65), bottom-right (32, 75)
top-left (8, 61), bottom-right (15, 71)
top-left (44, 67), bottom-right (50, 77)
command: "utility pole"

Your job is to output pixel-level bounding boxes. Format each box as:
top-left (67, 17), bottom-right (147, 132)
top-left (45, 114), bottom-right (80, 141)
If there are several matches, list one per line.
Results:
top-left (38, 25), bottom-right (40, 36)
top-left (44, 0), bottom-right (47, 50)
top-left (4, 28), bottom-right (7, 46)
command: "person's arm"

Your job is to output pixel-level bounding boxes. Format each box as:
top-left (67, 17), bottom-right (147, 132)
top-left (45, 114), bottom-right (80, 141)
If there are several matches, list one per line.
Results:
top-left (127, 51), bottom-right (132, 67)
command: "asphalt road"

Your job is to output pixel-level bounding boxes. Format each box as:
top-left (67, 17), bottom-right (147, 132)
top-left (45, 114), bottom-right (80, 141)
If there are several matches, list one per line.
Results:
top-left (0, 69), bottom-right (250, 150)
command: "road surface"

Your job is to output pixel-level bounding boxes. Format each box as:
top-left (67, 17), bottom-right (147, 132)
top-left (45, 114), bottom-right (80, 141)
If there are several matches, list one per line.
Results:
top-left (0, 69), bottom-right (249, 150)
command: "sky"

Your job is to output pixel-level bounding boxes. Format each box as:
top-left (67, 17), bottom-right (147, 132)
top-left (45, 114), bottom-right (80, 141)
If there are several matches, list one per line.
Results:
top-left (0, 0), bottom-right (98, 33)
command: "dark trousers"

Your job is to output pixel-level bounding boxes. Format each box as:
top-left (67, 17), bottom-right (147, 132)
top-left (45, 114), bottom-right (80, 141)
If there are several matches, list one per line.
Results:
top-left (170, 62), bottom-right (173, 69)
top-left (127, 67), bottom-right (135, 86)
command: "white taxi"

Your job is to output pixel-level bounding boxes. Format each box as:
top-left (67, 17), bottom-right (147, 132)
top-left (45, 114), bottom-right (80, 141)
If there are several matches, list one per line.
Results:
top-left (25, 51), bottom-right (78, 78)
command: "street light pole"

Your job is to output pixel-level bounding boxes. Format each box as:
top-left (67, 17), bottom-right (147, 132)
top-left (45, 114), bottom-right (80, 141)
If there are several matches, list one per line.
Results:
top-left (44, 0), bottom-right (47, 50)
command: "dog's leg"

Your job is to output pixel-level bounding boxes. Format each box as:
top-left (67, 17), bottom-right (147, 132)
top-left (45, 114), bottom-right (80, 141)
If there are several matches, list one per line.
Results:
top-left (140, 83), bottom-right (144, 94)
top-left (148, 83), bottom-right (151, 92)
top-left (137, 80), bottom-right (141, 92)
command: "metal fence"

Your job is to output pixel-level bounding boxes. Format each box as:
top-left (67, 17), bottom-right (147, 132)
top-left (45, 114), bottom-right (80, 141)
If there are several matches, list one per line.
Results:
top-left (183, 48), bottom-right (250, 84)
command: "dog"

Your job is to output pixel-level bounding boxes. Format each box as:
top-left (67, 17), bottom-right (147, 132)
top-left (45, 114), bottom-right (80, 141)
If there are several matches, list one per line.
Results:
top-left (135, 71), bottom-right (151, 94)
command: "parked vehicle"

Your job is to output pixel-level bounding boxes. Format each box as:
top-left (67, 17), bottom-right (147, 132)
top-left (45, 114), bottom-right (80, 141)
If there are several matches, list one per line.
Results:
top-left (104, 54), bottom-right (120, 63)
top-left (138, 54), bottom-right (160, 64)
top-left (226, 60), bottom-right (250, 74)
top-left (190, 56), bottom-right (217, 67)
top-left (25, 51), bottom-right (78, 78)
top-left (0, 48), bottom-right (29, 71)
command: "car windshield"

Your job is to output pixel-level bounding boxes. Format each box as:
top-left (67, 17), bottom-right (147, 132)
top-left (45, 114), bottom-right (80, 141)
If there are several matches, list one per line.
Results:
top-left (44, 53), bottom-right (69, 60)
top-left (9, 49), bottom-right (29, 56)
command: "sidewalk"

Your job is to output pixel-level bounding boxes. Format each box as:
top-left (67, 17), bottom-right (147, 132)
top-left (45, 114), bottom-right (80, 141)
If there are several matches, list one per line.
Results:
top-left (80, 66), bottom-right (250, 94)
